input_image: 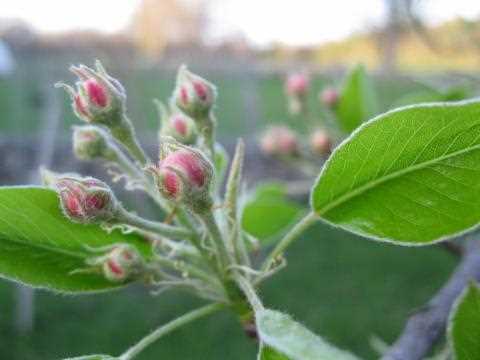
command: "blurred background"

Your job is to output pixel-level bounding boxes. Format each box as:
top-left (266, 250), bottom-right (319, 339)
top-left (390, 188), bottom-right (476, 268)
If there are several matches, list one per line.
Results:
top-left (0, 0), bottom-right (477, 358)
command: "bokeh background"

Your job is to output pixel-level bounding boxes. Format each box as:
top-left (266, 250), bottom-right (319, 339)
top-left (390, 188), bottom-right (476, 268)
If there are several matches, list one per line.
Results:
top-left (0, 0), bottom-right (478, 358)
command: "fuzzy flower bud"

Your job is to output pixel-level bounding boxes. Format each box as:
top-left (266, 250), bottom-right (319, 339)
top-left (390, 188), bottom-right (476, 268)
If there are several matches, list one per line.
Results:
top-left (42, 170), bottom-right (118, 224)
top-left (101, 244), bottom-right (143, 282)
top-left (260, 126), bottom-right (298, 157)
top-left (310, 129), bottom-right (332, 156)
top-left (172, 65), bottom-right (216, 119)
top-left (57, 60), bottom-right (126, 126)
top-left (285, 73), bottom-right (309, 97)
top-left (149, 140), bottom-right (214, 213)
top-left (155, 100), bottom-right (197, 145)
top-left (320, 87), bottom-right (339, 108)
top-left (73, 126), bottom-right (114, 161)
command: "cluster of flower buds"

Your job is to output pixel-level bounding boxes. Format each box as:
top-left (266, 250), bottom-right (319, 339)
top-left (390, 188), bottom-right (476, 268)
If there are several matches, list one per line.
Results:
top-left (155, 100), bottom-right (197, 145)
top-left (173, 65), bottom-right (216, 120)
top-left (42, 170), bottom-right (118, 224)
top-left (73, 126), bottom-right (114, 161)
top-left (260, 126), bottom-right (299, 157)
top-left (285, 73), bottom-right (309, 116)
top-left (148, 139), bottom-right (214, 213)
top-left (310, 129), bottom-right (332, 156)
top-left (320, 87), bottom-right (339, 108)
top-left (57, 61), bottom-right (126, 127)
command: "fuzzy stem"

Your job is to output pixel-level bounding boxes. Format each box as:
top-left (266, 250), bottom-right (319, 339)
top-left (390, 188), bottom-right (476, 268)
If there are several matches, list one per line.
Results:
top-left (200, 212), bottom-right (231, 274)
top-left (119, 303), bottom-right (224, 360)
top-left (234, 274), bottom-right (264, 312)
top-left (116, 207), bottom-right (193, 241)
top-left (109, 116), bottom-right (149, 166)
top-left (261, 211), bottom-right (318, 272)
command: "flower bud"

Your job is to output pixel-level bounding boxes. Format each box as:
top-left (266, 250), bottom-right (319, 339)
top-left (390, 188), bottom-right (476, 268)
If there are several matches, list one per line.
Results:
top-left (156, 101), bottom-right (198, 145)
top-left (172, 65), bottom-right (216, 119)
top-left (260, 126), bottom-right (298, 157)
top-left (310, 129), bottom-right (332, 156)
top-left (149, 141), bottom-right (214, 213)
top-left (285, 73), bottom-right (309, 97)
top-left (42, 170), bottom-right (118, 224)
top-left (73, 126), bottom-right (114, 161)
top-left (102, 244), bottom-right (143, 282)
top-left (320, 87), bottom-right (339, 108)
top-left (57, 60), bottom-right (126, 126)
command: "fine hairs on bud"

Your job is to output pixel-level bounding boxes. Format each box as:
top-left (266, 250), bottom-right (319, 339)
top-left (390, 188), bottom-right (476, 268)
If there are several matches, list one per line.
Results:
top-left (56, 60), bottom-right (126, 126)
top-left (101, 244), bottom-right (144, 282)
top-left (149, 138), bottom-right (214, 213)
top-left (173, 65), bottom-right (217, 119)
top-left (42, 169), bottom-right (118, 224)
top-left (155, 99), bottom-right (197, 145)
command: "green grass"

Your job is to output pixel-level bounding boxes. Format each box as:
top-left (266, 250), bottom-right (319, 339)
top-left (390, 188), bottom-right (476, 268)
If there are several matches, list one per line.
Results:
top-left (0, 222), bottom-right (455, 359)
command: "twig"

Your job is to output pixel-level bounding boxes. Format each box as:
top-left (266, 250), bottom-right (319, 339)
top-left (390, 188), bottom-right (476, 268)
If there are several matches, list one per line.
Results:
top-left (382, 234), bottom-right (480, 360)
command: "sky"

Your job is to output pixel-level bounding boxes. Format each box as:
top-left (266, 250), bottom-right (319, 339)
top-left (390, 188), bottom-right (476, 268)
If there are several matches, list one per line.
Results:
top-left (0, 0), bottom-right (478, 46)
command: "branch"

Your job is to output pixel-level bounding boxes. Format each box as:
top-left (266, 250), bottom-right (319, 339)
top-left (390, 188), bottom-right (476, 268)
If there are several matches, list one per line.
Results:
top-left (382, 234), bottom-right (480, 360)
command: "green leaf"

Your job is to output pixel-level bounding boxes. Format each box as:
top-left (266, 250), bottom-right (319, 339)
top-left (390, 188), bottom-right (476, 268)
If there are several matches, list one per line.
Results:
top-left (242, 183), bottom-right (305, 245)
top-left (448, 283), bottom-right (480, 360)
top-left (258, 344), bottom-right (291, 360)
top-left (64, 355), bottom-right (117, 360)
top-left (335, 64), bottom-right (378, 133)
top-left (312, 99), bottom-right (480, 245)
top-left (0, 186), bottom-right (150, 293)
top-left (256, 309), bottom-right (360, 360)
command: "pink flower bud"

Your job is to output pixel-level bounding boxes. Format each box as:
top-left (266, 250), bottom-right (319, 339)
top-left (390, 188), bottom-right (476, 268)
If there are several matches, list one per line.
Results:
top-left (260, 126), bottom-right (298, 157)
top-left (44, 171), bottom-right (118, 224)
top-left (102, 244), bottom-right (143, 282)
top-left (310, 129), bottom-right (332, 156)
top-left (73, 126), bottom-right (112, 160)
top-left (285, 73), bottom-right (309, 97)
top-left (173, 65), bottom-right (216, 119)
top-left (149, 144), bottom-right (214, 213)
top-left (166, 114), bottom-right (197, 145)
top-left (84, 78), bottom-right (108, 108)
top-left (320, 87), bottom-right (339, 108)
top-left (57, 61), bottom-right (126, 126)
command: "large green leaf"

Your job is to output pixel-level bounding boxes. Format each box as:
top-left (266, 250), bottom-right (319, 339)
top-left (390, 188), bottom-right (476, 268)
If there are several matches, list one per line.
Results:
top-left (312, 99), bottom-right (480, 245)
top-left (258, 344), bottom-right (291, 360)
top-left (335, 64), bottom-right (378, 133)
top-left (256, 309), bottom-right (360, 360)
top-left (65, 356), bottom-right (117, 360)
top-left (242, 183), bottom-right (305, 245)
top-left (0, 186), bottom-right (150, 293)
top-left (448, 283), bottom-right (480, 360)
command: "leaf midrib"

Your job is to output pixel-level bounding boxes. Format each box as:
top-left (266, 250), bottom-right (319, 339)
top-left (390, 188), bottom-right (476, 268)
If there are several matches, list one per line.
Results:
top-left (0, 232), bottom-right (86, 260)
top-left (317, 142), bottom-right (480, 216)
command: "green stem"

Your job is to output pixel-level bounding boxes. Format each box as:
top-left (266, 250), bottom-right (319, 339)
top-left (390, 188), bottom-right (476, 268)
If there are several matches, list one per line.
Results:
top-left (234, 274), bottom-right (264, 312)
top-left (200, 212), bottom-right (231, 273)
top-left (110, 117), bottom-right (149, 166)
top-left (116, 207), bottom-right (193, 241)
top-left (119, 303), bottom-right (224, 360)
top-left (261, 211), bottom-right (318, 272)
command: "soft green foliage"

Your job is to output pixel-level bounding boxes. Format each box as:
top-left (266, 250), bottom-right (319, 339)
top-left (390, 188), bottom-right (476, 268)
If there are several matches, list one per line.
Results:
top-left (258, 344), bottom-right (291, 360)
top-left (393, 85), bottom-right (471, 107)
top-left (335, 64), bottom-right (378, 133)
top-left (0, 186), bottom-right (150, 293)
top-left (448, 283), bottom-right (480, 360)
top-left (312, 99), bottom-right (480, 244)
top-left (256, 309), bottom-right (360, 360)
top-left (242, 184), bottom-right (305, 244)
top-left (65, 356), bottom-right (117, 360)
